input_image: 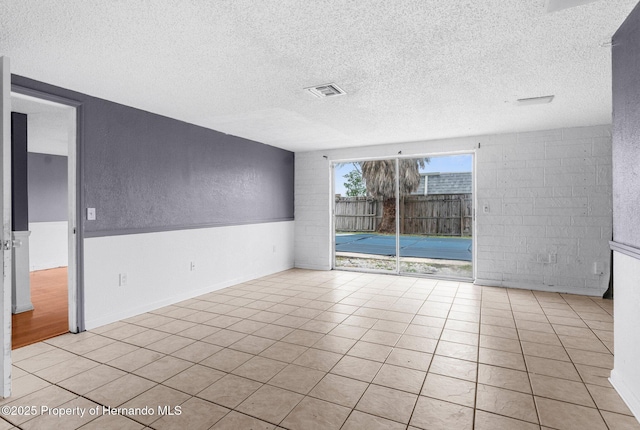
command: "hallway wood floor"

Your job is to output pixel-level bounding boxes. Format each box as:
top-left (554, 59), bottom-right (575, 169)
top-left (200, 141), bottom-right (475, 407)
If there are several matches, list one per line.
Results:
top-left (11, 267), bottom-right (68, 349)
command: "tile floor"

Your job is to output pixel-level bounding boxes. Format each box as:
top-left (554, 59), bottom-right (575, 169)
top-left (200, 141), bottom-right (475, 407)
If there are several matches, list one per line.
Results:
top-left (1, 269), bottom-right (639, 430)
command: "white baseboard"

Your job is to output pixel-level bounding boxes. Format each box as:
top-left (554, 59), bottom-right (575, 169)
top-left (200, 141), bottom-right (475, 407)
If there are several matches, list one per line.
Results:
top-left (474, 278), bottom-right (602, 297)
top-left (610, 370), bottom-right (640, 424)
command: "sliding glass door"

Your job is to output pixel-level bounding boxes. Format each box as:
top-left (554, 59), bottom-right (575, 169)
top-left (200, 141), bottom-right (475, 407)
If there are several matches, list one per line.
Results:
top-left (333, 154), bottom-right (473, 280)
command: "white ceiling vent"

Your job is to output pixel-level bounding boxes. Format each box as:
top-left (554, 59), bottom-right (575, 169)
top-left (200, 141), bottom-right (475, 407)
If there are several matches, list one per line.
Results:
top-left (545, 0), bottom-right (599, 13)
top-left (305, 83), bottom-right (346, 98)
top-left (516, 95), bottom-right (555, 106)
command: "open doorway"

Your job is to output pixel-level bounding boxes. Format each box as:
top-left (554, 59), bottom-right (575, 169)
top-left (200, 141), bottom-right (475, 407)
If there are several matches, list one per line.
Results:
top-left (333, 153), bottom-right (474, 280)
top-left (10, 92), bottom-right (77, 348)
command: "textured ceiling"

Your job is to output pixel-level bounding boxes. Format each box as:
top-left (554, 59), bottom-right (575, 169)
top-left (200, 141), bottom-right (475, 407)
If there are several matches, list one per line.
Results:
top-left (1, 0), bottom-right (637, 152)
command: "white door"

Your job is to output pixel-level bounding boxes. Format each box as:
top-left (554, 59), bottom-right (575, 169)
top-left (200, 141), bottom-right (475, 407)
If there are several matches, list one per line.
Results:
top-left (1, 56), bottom-right (13, 398)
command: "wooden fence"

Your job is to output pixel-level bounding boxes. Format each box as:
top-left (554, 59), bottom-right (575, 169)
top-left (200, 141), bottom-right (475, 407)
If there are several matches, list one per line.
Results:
top-left (335, 194), bottom-right (473, 236)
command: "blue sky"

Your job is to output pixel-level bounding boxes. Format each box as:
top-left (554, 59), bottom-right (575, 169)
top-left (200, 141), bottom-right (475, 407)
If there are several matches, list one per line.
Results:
top-left (334, 154), bottom-right (472, 196)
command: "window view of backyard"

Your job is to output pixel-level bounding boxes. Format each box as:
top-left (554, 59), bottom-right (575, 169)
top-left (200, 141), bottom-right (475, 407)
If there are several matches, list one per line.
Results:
top-left (334, 155), bottom-right (473, 279)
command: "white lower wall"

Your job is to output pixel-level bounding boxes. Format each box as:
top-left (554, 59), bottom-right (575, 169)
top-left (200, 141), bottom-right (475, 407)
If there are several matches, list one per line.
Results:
top-left (28, 221), bottom-right (68, 271)
top-left (610, 250), bottom-right (640, 421)
top-left (295, 125), bottom-right (612, 296)
top-left (83, 220), bottom-right (295, 330)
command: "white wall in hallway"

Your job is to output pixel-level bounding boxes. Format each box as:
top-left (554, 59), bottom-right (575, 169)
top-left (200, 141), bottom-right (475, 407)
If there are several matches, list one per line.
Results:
top-left (83, 221), bottom-right (295, 329)
top-left (28, 221), bottom-right (68, 270)
top-left (295, 125), bottom-right (612, 296)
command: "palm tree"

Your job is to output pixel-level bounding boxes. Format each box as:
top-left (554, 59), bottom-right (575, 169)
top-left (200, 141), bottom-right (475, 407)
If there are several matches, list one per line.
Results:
top-left (361, 158), bottom-right (428, 233)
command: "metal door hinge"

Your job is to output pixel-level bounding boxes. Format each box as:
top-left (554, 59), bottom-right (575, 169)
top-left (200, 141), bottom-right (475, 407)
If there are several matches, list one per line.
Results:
top-left (2, 239), bottom-right (20, 250)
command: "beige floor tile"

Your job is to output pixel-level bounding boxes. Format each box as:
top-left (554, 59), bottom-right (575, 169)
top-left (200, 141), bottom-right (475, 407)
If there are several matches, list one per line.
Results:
top-left (327, 324), bottom-right (368, 340)
top-left (292, 348), bottom-right (342, 372)
top-left (249, 311), bottom-right (284, 324)
top-left (347, 341), bottom-right (393, 362)
top-left (232, 356), bottom-right (288, 383)
top-left (421, 373), bottom-right (476, 407)
top-left (200, 348), bottom-right (253, 372)
top-left (101, 323), bottom-right (150, 341)
top-left (360, 329), bottom-right (402, 346)
top-left (229, 334), bottom-right (276, 354)
top-left (133, 355), bottom-right (192, 383)
top-left (385, 348), bottom-right (432, 372)
top-left (601, 411), bottom-right (640, 430)
top-left (79, 414), bottom-right (145, 430)
top-left (170, 340), bottom-right (222, 362)
top-left (280, 330), bottom-right (325, 347)
top-left (521, 341), bottom-right (570, 361)
top-left (163, 364), bottom-right (225, 395)
top-left (146, 335), bottom-right (196, 355)
top-left (404, 324), bottom-right (443, 339)
top-left (440, 329), bottom-right (479, 347)
top-left (478, 347), bottom-right (526, 371)
top-left (201, 328), bottom-right (247, 346)
top-left (308, 373), bottom-right (368, 408)
top-left (85, 373), bottom-right (156, 407)
top-left (20, 396), bottom-right (98, 430)
top-left (409, 396), bottom-right (474, 430)
top-left (480, 334), bottom-right (521, 353)
top-left (14, 348), bottom-right (77, 373)
top-left (228, 318), bottom-right (268, 334)
top-left (268, 364), bottom-right (325, 394)
top-left (311, 335), bottom-right (357, 354)
top-left (478, 364), bottom-right (531, 393)
top-left (300, 320), bottom-right (338, 334)
top-left (566, 348), bottom-right (614, 369)
top-left (331, 356), bottom-right (382, 382)
top-left (535, 396), bottom-right (607, 430)
top-left (476, 384), bottom-right (538, 423)
top-left (481, 324), bottom-right (519, 340)
top-left (107, 348), bottom-right (165, 372)
top-left (119, 385), bottom-right (190, 426)
top-left (210, 411), bottom-right (275, 430)
top-left (373, 363), bottom-right (426, 394)
top-left (342, 410), bottom-right (406, 430)
top-left (397, 334), bottom-right (439, 354)
top-left (33, 356), bottom-right (100, 383)
top-left (412, 315), bottom-right (446, 328)
top-left (474, 410), bottom-right (540, 430)
top-left (0, 374), bottom-right (50, 405)
top-left (575, 364), bottom-right (612, 387)
top-left (371, 319), bottom-right (409, 333)
top-left (197, 374), bottom-right (262, 408)
top-left (444, 319), bottom-right (480, 334)
top-left (435, 341), bottom-right (478, 361)
top-left (58, 364), bottom-right (127, 395)
top-left (530, 374), bottom-right (595, 407)
top-left (252, 324), bottom-right (295, 340)
top-left (553, 325), bottom-right (599, 339)
top-left (429, 354), bottom-right (477, 381)
top-left (83, 342), bottom-right (140, 363)
top-left (260, 342), bottom-right (308, 363)
top-left (525, 355), bottom-right (581, 381)
top-left (355, 384), bottom-right (418, 424)
top-left (156, 319), bottom-right (198, 335)
top-left (237, 385), bottom-right (304, 424)
top-left (587, 384), bottom-right (634, 415)
top-left (559, 335), bottom-right (610, 353)
top-left (280, 396), bottom-right (350, 430)
top-left (152, 397), bottom-right (228, 430)
top-left (2, 385), bottom-right (76, 426)
top-left (121, 329), bottom-right (171, 347)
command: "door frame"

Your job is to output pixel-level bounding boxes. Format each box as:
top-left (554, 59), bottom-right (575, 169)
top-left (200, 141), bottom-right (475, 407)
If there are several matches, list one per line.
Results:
top-left (10, 84), bottom-right (85, 335)
top-left (331, 150), bottom-right (476, 281)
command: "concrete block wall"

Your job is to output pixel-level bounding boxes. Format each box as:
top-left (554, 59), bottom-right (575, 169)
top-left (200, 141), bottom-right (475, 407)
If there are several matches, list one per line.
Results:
top-left (294, 125), bottom-right (612, 296)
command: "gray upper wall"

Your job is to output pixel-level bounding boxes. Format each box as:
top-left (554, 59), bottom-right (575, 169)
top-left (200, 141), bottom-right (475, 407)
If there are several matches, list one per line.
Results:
top-left (612, 2), bottom-right (640, 251)
top-left (12, 75), bottom-right (294, 237)
top-left (28, 152), bottom-right (68, 223)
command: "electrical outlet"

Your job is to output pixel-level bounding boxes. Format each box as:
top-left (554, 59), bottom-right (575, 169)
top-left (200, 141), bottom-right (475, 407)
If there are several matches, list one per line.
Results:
top-left (119, 273), bottom-right (127, 287)
top-left (594, 262), bottom-right (604, 275)
top-left (190, 261), bottom-right (196, 271)
top-left (87, 207), bottom-right (96, 221)
top-left (483, 203), bottom-right (490, 214)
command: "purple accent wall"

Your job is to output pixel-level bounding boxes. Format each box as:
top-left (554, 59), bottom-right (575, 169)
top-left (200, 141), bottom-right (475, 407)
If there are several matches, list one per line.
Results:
top-left (612, 2), bottom-right (640, 250)
top-left (12, 75), bottom-right (294, 237)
